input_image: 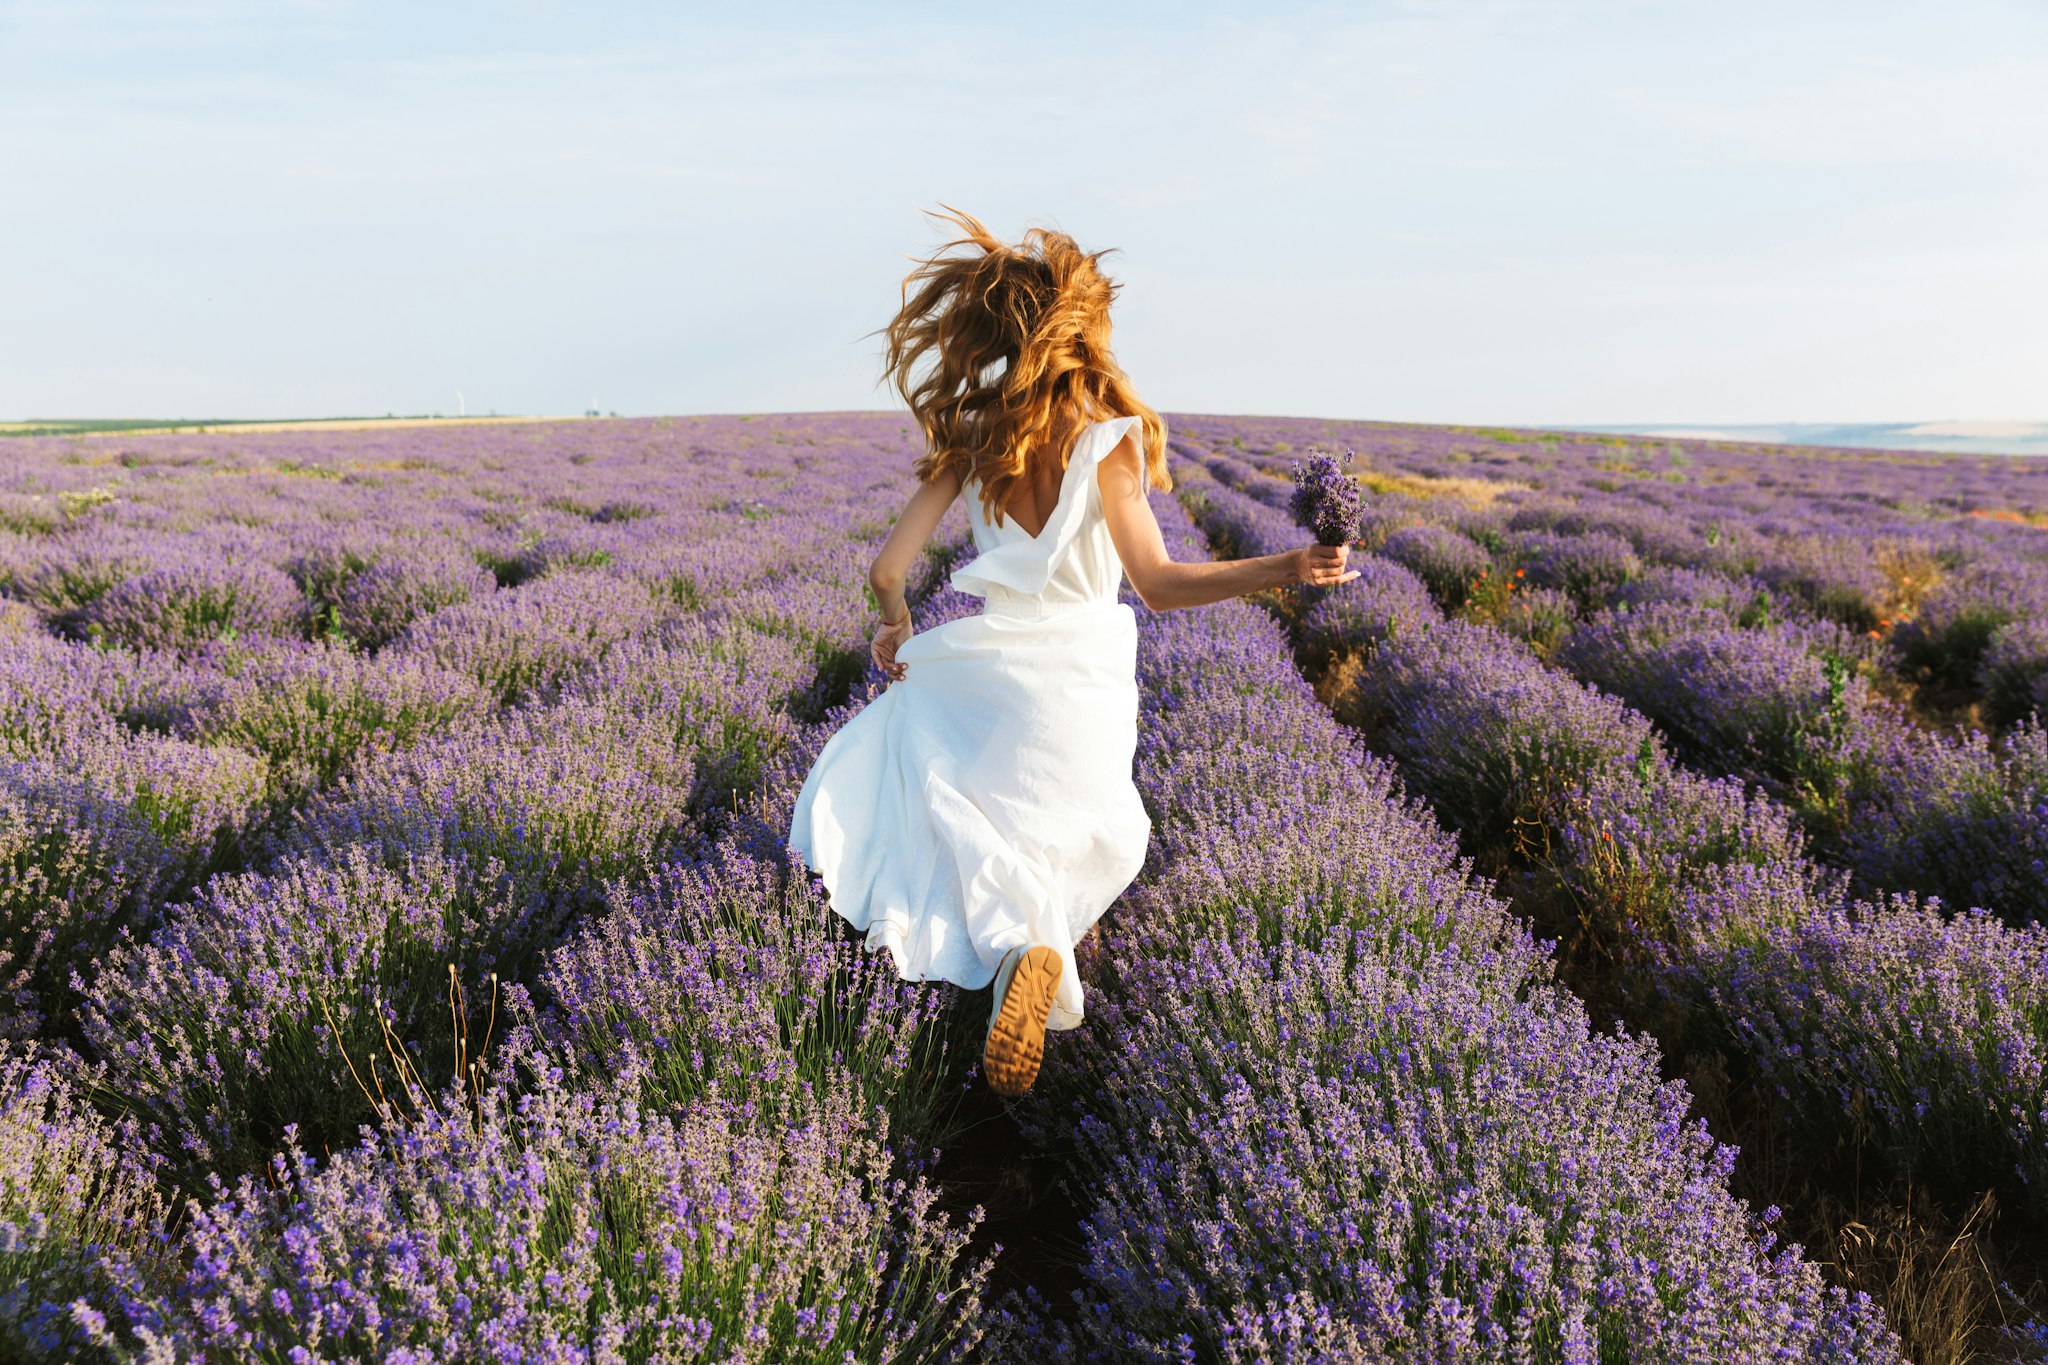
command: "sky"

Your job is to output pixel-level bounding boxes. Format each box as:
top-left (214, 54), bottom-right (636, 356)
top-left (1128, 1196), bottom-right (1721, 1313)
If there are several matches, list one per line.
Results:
top-left (2, 0), bottom-right (2044, 426)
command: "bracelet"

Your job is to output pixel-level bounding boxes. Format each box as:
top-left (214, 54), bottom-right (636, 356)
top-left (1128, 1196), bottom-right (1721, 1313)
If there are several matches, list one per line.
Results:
top-left (880, 610), bottom-right (908, 628)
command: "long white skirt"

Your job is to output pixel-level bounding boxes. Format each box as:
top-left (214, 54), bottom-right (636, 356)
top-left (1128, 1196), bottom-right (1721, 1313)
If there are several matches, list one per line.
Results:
top-left (788, 597), bottom-right (1152, 1032)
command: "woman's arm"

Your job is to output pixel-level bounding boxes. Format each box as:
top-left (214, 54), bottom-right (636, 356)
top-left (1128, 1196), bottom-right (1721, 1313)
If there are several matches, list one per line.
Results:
top-left (1097, 432), bottom-right (1356, 612)
top-left (868, 465), bottom-right (964, 622)
top-left (866, 466), bottom-right (963, 681)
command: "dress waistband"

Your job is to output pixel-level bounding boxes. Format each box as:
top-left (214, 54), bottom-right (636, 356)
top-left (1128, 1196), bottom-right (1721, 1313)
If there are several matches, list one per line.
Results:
top-left (979, 591), bottom-right (1122, 619)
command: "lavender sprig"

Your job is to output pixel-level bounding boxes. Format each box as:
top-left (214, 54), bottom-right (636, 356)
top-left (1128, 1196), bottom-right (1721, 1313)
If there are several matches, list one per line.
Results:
top-left (1289, 449), bottom-right (1365, 548)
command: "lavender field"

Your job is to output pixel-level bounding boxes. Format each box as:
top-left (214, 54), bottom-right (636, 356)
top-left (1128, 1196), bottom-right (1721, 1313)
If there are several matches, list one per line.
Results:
top-left (2, 411), bottom-right (2045, 1362)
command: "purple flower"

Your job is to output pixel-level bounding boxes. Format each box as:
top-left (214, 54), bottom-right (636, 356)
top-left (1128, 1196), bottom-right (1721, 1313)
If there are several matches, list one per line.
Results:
top-left (1289, 450), bottom-right (1366, 547)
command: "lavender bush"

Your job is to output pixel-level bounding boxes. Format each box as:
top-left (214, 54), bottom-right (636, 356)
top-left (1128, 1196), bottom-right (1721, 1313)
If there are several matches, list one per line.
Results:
top-left (558, 618), bottom-right (816, 826)
top-left (1749, 533), bottom-right (1892, 633)
top-left (1611, 564), bottom-right (1777, 620)
top-left (281, 696), bottom-right (700, 917)
top-left (1378, 522), bottom-right (1493, 609)
top-left (0, 757), bottom-right (173, 1036)
top-left (1199, 449), bottom-right (1295, 511)
top-left (328, 544), bottom-right (499, 649)
top-left (1670, 861), bottom-right (2048, 1203)
top-left (0, 634), bottom-right (211, 750)
top-left (1360, 616), bottom-right (1662, 839)
top-left (60, 729), bottom-right (270, 889)
top-left (77, 557), bottom-right (308, 654)
top-left (1288, 556), bottom-right (1441, 673)
top-left (1490, 581), bottom-right (1578, 652)
top-left (285, 539), bottom-right (384, 621)
top-left (80, 844), bottom-right (545, 1175)
top-left (1891, 559), bottom-right (2048, 691)
top-left (90, 1059), bottom-right (991, 1364)
top-left (10, 538), bottom-right (157, 625)
top-left (1547, 759), bottom-right (1812, 975)
top-left (1980, 615), bottom-right (2048, 728)
top-left (180, 639), bottom-right (491, 799)
top-left (546, 840), bottom-right (969, 1149)
top-left (1559, 604), bottom-right (1874, 807)
top-left (389, 567), bottom-right (666, 704)
top-left (1511, 527), bottom-right (1643, 608)
top-left (0, 722), bottom-right (267, 978)
top-left (1836, 718), bottom-right (2048, 923)
top-left (0, 1043), bottom-right (166, 1360)
top-left (1174, 480), bottom-right (1301, 564)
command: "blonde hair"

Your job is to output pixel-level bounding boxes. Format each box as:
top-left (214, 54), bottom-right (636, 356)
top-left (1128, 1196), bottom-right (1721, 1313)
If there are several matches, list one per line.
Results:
top-left (874, 205), bottom-right (1171, 527)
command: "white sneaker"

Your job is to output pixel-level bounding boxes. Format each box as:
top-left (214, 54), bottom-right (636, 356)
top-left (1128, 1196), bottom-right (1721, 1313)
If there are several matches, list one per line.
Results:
top-left (988, 945), bottom-right (1024, 1039)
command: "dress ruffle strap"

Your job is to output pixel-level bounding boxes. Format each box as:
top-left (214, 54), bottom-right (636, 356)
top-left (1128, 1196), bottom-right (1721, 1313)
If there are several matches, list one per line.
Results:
top-left (950, 416), bottom-right (1144, 599)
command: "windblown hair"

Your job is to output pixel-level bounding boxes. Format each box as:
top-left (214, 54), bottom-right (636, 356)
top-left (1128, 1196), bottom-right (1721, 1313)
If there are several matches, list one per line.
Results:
top-left (875, 205), bottom-right (1170, 527)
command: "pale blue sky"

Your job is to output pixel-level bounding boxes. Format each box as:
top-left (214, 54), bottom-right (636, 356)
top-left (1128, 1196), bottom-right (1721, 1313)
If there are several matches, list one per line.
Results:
top-left (3, 0), bottom-right (2043, 425)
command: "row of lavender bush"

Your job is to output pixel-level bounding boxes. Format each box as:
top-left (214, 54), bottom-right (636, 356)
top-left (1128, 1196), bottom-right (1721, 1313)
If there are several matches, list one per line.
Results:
top-left (1190, 435), bottom-right (2048, 925)
top-left (4, 409), bottom-right (2030, 1357)
top-left (1197, 416), bottom-right (2048, 733)
top-left (979, 492), bottom-right (1899, 1360)
top-left (2, 416), bottom-right (998, 1361)
top-left (1187, 433), bottom-right (2048, 926)
top-left (1174, 457), bottom-right (2048, 1229)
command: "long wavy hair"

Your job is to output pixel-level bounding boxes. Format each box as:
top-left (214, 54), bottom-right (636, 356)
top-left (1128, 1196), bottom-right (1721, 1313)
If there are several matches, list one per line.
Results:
top-left (874, 205), bottom-right (1171, 528)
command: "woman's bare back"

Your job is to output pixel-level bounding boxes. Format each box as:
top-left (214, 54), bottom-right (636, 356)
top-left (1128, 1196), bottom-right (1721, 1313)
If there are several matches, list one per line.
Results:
top-left (1000, 415), bottom-right (1094, 536)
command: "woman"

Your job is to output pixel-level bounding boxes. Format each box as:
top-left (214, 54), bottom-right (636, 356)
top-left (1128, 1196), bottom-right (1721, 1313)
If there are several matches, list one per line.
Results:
top-left (788, 206), bottom-right (1356, 1097)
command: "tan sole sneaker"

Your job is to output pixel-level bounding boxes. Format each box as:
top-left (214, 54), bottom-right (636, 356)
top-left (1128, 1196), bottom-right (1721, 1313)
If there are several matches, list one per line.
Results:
top-left (983, 945), bottom-right (1062, 1097)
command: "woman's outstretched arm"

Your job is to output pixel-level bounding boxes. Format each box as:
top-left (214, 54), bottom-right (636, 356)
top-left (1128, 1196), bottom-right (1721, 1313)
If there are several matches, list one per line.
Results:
top-left (1097, 432), bottom-right (1356, 612)
top-left (866, 465), bottom-right (963, 680)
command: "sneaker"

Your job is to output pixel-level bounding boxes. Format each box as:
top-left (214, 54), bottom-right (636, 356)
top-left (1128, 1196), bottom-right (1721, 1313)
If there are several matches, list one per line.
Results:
top-left (988, 945), bottom-right (1024, 1038)
top-left (983, 944), bottom-right (1061, 1097)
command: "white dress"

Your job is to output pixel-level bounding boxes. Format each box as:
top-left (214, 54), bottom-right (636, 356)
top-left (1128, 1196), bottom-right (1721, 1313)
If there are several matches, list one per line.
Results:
top-left (787, 416), bottom-right (1154, 1031)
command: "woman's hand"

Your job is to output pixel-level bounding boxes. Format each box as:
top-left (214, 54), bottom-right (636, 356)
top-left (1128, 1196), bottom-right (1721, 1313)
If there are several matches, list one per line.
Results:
top-left (1290, 542), bottom-right (1360, 587)
top-left (872, 611), bottom-right (914, 682)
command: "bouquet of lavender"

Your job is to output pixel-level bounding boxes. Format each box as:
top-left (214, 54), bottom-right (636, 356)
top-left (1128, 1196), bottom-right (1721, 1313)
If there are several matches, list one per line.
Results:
top-left (1290, 449), bottom-right (1365, 547)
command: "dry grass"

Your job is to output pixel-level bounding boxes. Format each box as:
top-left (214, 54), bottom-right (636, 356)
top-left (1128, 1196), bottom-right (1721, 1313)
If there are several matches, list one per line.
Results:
top-left (0, 599), bottom-right (39, 640)
top-left (1828, 1187), bottom-right (2005, 1365)
top-left (1189, 449), bottom-right (1524, 510)
top-left (1874, 541), bottom-right (1946, 622)
top-left (1658, 1045), bottom-right (2038, 1365)
top-left (1313, 649), bottom-right (1368, 722)
top-left (1353, 466), bottom-right (1531, 506)
top-left (1969, 507), bottom-right (2048, 530)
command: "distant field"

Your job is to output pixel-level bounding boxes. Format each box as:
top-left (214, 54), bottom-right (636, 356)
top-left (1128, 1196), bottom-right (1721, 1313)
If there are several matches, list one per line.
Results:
top-left (14, 413), bottom-right (2046, 456)
top-left (0, 415), bottom-right (592, 438)
top-left (1553, 418), bottom-right (2048, 458)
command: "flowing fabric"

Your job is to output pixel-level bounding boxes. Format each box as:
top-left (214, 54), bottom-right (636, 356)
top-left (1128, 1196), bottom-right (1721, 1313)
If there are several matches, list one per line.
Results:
top-left (787, 416), bottom-right (1153, 1031)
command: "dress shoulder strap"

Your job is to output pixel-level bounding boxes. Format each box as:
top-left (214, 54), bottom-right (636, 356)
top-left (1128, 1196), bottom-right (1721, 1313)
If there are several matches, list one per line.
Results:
top-left (950, 417), bottom-right (1143, 598)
